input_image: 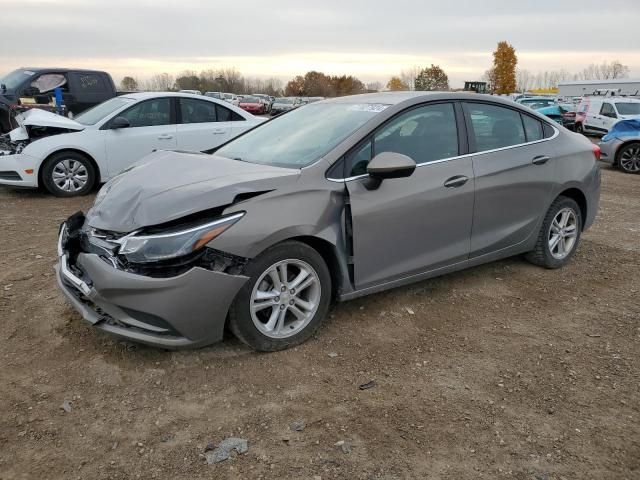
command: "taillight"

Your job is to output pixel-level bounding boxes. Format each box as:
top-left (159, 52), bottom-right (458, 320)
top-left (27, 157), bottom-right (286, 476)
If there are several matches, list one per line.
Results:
top-left (592, 144), bottom-right (601, 161)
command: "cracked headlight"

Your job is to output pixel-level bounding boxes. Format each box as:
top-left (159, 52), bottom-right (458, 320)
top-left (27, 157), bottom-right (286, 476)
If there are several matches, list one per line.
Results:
top-left (117, 212), bottom-right (244, 264)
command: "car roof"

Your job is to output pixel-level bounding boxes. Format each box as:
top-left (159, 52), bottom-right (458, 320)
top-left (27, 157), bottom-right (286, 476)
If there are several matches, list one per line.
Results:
top-left (19, 67), bottom-right (107, 73)
top-left (582, 96), bottom-right (640, 103)
top-left (119, 91), bottom-right (215, 100)
top-left (317, 91), bottom-right (525, 107)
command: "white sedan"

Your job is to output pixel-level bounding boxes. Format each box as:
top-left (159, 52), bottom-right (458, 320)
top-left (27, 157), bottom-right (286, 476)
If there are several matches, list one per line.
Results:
top-left (0, 92), bottom-right (266, 196)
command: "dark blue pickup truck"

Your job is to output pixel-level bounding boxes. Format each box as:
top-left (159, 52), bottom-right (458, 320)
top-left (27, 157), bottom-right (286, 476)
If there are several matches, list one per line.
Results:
top-left (0, 68), bottom-right (119, 133)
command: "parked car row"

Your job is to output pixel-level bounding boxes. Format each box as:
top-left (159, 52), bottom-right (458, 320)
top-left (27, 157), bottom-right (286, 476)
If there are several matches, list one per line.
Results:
top-left (178, 89), bottom-right (325, 116)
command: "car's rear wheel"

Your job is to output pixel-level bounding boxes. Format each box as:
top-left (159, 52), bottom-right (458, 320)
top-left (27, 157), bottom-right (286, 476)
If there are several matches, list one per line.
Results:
top-left (617, 142), bottom-right (640, 174)
top-left (228, 241), bottom-right (331, 351)
top-left (575, 122), bottom-right (584, 134)
top-left (526, 196), bottom-right (582, 269)
top-left (42, 151), bottom-right (96, 197)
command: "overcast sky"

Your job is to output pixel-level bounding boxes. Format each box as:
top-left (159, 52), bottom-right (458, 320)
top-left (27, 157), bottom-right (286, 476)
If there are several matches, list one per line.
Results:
top-left (2, 0), bottom-right (639, 87)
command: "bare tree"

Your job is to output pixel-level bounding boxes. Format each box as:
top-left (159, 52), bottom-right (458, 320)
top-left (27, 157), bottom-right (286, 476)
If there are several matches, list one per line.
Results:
top-left (481, 68), bottom-right (497, 93)
top-left (400, 66), bottom-right (421, 91)
top-left (611, 60), bottom-right (630, 79)
top-left (140, 73), bottom-right (174, 91)
top-left (366, 81), bottom-right (382, 92)
top-left (516, 68), bottom-right (533, 92)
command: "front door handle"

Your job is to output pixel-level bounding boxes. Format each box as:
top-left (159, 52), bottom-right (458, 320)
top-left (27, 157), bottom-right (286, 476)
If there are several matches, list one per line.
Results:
top-left (444, 175), bottom-right (469, 188)
top-left (157, 134), bottom-right (173, 140)
top-left (532, 155), bottom-right (551, 165)
top-left (212, 129), bottom-right (227, 135)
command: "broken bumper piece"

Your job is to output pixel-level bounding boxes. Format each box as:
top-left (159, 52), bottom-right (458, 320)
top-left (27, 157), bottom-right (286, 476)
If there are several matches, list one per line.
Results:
top-left (55, 224), bottom-right (249, 349)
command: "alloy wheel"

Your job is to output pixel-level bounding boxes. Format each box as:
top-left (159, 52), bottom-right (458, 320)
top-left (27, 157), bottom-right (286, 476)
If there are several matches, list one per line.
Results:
top-left (548, 207), bottom-right (578, 260)
top-left (250, 259), bottom-right (321, 339)
top-left (52, 159), bottom-right (89, 193)
top-left (619, 145), bottom-right (640, 173)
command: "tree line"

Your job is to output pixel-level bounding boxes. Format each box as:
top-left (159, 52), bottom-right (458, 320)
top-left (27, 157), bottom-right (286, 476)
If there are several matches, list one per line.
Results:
top-left (119, 48), bottom-right (631, 96)
top-left (120, 69), bottom-right (284, 96)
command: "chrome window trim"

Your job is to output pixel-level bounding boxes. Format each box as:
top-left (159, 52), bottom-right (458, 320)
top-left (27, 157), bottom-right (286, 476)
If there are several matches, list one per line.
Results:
top-left (327, 125), bottom-right (559, 183)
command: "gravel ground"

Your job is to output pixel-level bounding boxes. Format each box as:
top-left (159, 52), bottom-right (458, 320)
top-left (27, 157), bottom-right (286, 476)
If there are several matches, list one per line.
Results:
top-left (0, 162), bottom-right (638, 480)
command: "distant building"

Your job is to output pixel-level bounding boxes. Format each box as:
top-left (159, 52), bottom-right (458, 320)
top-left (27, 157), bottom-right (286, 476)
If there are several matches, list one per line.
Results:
top-left (558, 79), bottom-right (640, 97)
top-left (464, 81), bottom-right (487, 93)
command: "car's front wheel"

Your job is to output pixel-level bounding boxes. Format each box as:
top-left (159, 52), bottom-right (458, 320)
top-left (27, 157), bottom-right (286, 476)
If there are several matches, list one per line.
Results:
top-left (42, 151), bottom-right (96, 197)
top-left (575, 122), bottom-right (584, 135)
top-left (617, 142), bottom-right (640, 174)
top-left (228, 241), bottom-right (332, 351)
top-left (526, 196), bottom-right (582, 269)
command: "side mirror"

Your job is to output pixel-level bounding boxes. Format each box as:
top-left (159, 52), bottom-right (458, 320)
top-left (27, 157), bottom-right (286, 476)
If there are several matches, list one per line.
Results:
top-left (364, 151), bottom-right (416, 190)
top-left (110, 116), bottom-right (131, 129)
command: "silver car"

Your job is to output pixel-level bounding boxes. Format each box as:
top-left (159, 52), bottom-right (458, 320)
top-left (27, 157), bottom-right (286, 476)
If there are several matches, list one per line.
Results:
top-left (597, 120), bottom-right (640, 174)
top-left (56, 92), bottom-right (601, 351)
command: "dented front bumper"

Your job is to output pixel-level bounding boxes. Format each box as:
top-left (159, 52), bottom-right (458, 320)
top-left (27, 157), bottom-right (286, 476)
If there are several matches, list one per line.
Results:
top-left (56, 223), bottom-right (249, 349)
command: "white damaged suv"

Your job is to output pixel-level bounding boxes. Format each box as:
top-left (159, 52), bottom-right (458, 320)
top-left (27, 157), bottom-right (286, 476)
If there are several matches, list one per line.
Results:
top-left (0, 92), bottom-right (265, 196)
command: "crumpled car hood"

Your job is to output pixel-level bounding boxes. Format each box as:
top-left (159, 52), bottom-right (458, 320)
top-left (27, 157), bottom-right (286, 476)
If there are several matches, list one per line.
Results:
top-left (10, 108), bottom-right (84, 141)
top-left (86, 150), bottom-right (300, 233)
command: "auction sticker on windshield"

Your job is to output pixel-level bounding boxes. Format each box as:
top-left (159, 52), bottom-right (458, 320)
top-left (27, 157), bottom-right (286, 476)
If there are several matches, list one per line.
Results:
top-left (347, 104), bottom-right (390, 113)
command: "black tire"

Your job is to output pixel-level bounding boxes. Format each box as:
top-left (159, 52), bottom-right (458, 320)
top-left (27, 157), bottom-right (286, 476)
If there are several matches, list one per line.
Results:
top-left (575, 122), bottom-right (584, 135)
top-left (616, 142), bottom-right (640, 174)
top-left (526, 196), bottom-right (582, 269)
top-left (42, 151), bottom-right (96, 197)
top-left (229, 241), bottom-right (332, 351)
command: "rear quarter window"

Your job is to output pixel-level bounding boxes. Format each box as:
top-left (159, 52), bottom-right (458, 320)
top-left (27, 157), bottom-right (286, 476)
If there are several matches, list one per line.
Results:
top-left (522, 114), bottom-right (544, 142)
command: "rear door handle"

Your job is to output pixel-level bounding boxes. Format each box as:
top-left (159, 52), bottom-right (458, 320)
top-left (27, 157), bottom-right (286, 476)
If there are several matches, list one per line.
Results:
top-left (444, 175), bottom-right (469, 188)
top-left (212, 129), bottom-right (227, 134)
top-left (532, 155), bottom-right (551, 165)
top-left (157, 134), bottom-right (173, 140)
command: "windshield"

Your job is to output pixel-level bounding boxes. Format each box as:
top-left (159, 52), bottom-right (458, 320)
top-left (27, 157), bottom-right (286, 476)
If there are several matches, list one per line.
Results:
top-left (241, 97), bottom-right (259, 103)
top-left (216, 102), bottom-right (388, 168)
top-left (615, 103), bottom-right (640, 115)
top-left (0, 69), bottom-right (36, 90)
top-left (74, 97), bottom-right (135, 125)
top-left (522, 98), bottom-right (554, 106)
top-left (277, 98), bottom-right (294, 104)
top-left (528, 101), bottom-right (556, 110)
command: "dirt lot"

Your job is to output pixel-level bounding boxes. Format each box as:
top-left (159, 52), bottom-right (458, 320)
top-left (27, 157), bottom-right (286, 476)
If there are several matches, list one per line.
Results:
top-left (0, 163), bottom-right (638, 480)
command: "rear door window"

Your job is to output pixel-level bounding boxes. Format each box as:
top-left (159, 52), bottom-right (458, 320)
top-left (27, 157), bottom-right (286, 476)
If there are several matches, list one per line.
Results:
top-left (466, 103), bottom-right (526, 151)
top-left (119, 98), bottom-right (172, 127)
top-left (216, 104), bottom-right (245, 121)
top-left (179, 98), bottom-right (217, 124)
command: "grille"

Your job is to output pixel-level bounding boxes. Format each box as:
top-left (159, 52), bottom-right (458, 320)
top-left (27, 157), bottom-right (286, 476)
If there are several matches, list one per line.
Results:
top-left (0, 171), bottom-right (22, 181)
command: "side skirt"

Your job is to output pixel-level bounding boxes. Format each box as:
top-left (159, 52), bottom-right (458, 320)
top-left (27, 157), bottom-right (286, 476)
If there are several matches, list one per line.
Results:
top-left (337, 242), bottom-right (531, 302)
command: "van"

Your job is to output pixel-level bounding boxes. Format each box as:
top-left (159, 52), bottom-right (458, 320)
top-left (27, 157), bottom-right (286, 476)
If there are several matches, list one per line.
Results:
top-left (576, 96), bottom-right (640, 135)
